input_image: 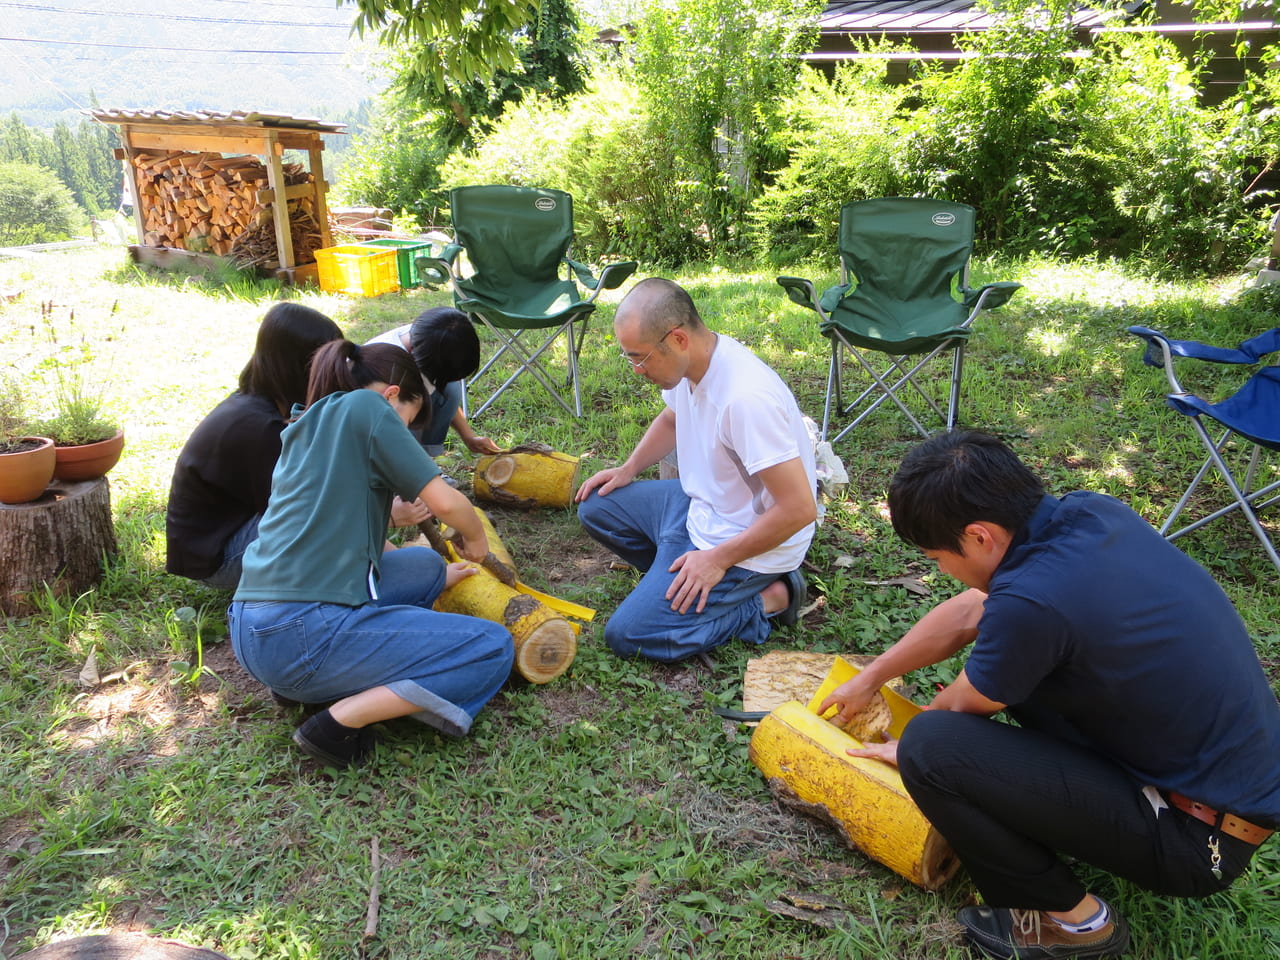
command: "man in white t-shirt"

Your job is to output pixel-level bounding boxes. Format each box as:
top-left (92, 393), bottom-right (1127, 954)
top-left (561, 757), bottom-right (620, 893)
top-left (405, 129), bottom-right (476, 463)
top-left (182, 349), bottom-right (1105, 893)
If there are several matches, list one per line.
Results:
top-left (576, 278), bottom-right (818, 662)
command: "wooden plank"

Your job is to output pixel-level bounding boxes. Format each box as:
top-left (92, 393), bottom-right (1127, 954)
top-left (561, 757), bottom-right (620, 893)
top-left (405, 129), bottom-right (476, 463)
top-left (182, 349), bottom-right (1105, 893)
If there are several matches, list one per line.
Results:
top-left (263, 132), bottom-right (295, 269)
top-left (120, 127), bottom-right (323, 155)
top-left (254, 183), bottom-right (316, 205)
top-left (309, 145), bottom-right (333, 250)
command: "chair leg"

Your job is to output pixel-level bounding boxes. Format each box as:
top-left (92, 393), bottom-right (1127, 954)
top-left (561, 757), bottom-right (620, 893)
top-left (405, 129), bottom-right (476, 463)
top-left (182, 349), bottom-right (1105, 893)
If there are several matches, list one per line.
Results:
top-left (1164, 421), bottom-right (1280, 573)
top-left (946, 343), bottom-right (966, 431)
top-left (822, 339), bottom-right (840, 442)
top-left (469, 321), bottom-right (583, 419)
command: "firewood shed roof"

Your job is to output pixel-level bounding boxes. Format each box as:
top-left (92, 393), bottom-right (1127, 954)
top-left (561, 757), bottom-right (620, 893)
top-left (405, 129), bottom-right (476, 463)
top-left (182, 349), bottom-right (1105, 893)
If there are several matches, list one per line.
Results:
top-left (87, 108), bottom-right (345, 134)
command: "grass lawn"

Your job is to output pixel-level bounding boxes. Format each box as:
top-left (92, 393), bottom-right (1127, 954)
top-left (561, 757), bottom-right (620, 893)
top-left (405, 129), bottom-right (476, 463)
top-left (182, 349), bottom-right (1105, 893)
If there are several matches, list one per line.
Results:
top-left (1, 246), bottom-right (1278, 959)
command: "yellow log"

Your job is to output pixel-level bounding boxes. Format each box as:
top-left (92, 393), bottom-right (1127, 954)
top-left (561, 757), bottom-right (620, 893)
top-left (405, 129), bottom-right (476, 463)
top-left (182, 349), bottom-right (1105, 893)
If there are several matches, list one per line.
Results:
top-left (473, 444), bottom-right (580, 509)
top-left (434, 564), bottom-right (576, 684)
top-left (747, 657), bottom-right (959, 890)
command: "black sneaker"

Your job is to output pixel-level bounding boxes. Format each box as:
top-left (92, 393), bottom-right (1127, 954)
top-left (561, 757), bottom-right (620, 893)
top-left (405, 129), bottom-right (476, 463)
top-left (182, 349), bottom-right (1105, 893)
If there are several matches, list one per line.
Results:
top-left (292, 710), bottom-right (376, 769)
top-left (958, 904), bottom-right (1130, 959)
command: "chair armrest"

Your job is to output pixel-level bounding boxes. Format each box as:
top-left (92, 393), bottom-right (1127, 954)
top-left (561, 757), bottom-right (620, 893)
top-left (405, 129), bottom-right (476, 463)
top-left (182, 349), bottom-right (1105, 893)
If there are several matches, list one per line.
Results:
top-left (776, 276), bottom-right (828, 320)
top-left (414, 256), bottom-right (454, 289)
top-left (567, 259), bottom-right (639, 301)
top-left (962, 281), bottom-right (1022, 313)
top-left (817, 282), bottom-right (853, 316)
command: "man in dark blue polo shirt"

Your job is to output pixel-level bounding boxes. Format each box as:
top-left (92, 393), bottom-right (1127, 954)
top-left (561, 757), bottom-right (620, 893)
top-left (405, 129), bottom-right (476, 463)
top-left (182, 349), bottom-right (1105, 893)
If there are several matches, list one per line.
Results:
top-left (821, 430), bottom-right (1280, 960)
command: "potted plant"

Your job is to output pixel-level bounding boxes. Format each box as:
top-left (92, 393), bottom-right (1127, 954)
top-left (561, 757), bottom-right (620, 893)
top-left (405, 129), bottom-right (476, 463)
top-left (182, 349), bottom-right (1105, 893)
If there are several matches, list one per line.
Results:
top-left (0, 376), bottom-right (56, 504)
top-left (37, 389), bottom-right (125, 483)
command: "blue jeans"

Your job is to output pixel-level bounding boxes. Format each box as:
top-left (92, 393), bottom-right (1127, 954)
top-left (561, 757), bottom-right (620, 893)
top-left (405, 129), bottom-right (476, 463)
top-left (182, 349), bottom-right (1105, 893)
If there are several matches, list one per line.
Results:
top-left (416, 380), bottom-right (463, 457)
top-left (578, 479), bottom-right (776, 662)
top-left (200, 514), bottom-right (261, 591)
top-left (228, 547), bottom-right (513, 736)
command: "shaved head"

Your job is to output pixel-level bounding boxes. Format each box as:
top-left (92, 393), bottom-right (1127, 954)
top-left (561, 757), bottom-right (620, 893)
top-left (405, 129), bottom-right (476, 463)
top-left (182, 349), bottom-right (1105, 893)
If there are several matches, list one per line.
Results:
top-left (615, 278), bottom-right (704, 341)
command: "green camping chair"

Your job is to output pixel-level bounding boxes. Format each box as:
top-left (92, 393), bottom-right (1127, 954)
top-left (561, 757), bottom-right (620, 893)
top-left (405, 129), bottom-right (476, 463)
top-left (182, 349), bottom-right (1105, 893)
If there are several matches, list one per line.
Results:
top-left (777, 197), bottom-right (1021, 442)
top-left (420, 185), bottom-right (637, 418)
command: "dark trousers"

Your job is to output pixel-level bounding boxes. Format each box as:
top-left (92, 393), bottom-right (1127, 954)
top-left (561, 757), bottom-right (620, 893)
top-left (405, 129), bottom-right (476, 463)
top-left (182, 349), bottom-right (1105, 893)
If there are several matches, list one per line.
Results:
top-left (897, 710), bottom-right (1259, 910)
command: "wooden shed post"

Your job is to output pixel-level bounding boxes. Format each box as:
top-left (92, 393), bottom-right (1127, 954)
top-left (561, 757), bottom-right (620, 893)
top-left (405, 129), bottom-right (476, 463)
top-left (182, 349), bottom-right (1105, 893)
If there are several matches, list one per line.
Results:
top-left (263, 133), bottom-right (296, 270)
top-left (309, 143), bottom-right (334, 251)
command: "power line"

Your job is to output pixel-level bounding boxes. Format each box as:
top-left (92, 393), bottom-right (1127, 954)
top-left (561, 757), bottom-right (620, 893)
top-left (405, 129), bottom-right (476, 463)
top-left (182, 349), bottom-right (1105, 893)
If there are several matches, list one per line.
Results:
top-left (0, 36), bottom-right (350, 55)
top-left (0, 1), bottom-right (353, 29)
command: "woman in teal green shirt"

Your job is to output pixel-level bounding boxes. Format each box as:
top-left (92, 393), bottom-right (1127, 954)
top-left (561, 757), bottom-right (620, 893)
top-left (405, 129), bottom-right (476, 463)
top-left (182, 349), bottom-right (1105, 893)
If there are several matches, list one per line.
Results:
top-left (230, 340), bottom-right (514, 769)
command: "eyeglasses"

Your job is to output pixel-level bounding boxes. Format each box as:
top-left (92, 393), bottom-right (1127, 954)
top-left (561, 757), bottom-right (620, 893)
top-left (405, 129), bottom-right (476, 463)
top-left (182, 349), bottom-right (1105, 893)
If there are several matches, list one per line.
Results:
top-left (621, 325), bottom-right (683, 370)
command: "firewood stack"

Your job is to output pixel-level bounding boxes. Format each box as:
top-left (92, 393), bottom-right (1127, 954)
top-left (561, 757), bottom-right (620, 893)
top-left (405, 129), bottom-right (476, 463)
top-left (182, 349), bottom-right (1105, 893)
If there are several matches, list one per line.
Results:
top-left (131, 150), bottom-right (323, 267)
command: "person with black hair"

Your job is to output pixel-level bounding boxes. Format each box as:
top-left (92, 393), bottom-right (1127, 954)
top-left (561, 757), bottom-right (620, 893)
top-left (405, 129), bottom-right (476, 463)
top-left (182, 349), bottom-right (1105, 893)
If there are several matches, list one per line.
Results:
top-left (229, 340), bottom-right (514, 769)
top-left (820, 430), bottom-right (1280, 960)
top-left (166, 303), bottom-right (343, 589)
top-left (366, 307), bottom-right (499, 457)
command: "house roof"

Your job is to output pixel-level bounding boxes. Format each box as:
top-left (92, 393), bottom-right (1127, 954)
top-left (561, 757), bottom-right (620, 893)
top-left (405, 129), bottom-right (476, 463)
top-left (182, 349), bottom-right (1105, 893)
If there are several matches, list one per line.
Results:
top-left (819, 0), bottom-right (1144, 34)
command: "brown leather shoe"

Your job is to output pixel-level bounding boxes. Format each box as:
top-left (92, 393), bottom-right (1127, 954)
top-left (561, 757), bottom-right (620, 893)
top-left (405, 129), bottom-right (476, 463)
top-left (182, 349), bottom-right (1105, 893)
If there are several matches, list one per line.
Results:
top-left (958, 905), bottom-right (1130, 959)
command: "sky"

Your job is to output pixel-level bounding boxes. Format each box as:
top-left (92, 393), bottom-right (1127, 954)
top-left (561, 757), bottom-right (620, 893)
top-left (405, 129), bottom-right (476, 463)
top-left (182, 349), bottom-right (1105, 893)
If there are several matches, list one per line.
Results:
top-left (0, 0), bottom-right (387, 128)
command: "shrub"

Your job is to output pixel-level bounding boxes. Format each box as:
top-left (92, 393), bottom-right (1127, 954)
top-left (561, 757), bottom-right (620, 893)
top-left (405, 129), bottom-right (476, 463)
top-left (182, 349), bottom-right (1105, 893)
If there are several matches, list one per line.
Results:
top-left (444, 72), bottom-right (703, 263)
top-left (0, 162), bottom-right (84, 245)
top-left (749, 57), bottom-right (912, 264)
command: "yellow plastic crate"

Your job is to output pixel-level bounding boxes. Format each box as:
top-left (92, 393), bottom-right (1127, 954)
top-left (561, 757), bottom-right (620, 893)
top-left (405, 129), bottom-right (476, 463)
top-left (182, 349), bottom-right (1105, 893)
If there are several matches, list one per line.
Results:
top-left (314, 244), bottom-right (400, 297)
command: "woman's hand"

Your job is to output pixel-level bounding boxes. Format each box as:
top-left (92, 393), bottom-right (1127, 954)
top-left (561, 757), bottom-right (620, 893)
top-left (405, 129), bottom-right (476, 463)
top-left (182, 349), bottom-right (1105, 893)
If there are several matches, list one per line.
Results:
top-left (444, 562), bottom-right (480, 589)
top-left (390, 496), bottom-right (432, 527)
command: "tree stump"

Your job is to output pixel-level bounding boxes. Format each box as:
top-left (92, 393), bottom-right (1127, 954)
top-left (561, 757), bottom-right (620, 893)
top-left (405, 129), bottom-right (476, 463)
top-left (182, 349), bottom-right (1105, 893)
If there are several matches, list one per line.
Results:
top-left (0, 476), bottom-right (117, 616)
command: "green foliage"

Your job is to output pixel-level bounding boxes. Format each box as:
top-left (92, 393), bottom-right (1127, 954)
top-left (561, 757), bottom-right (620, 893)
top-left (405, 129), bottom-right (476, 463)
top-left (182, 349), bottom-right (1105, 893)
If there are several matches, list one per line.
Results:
top-left (338, 0), bottom-right (587, 218)
top-left (0, 114), bottom-right (118, 216)
top-left (0, 161), bottom-right (84, 245)
top-left (347, 0), bottom-right (539, 95)
top-left (629, 0), bottom-right (822, 259)
top-left (0, 372), bottom-right (38, 451)
top-left (34, 313), bottom-right (119, 446)
top-left (331, 93), bottom-right (454, 226)
top-left (444, 72), bottom-right (702, 263)
top-left (751, 0), bottom-right (1280, 275)
top-left (749, 57), bottom-right (912, 264)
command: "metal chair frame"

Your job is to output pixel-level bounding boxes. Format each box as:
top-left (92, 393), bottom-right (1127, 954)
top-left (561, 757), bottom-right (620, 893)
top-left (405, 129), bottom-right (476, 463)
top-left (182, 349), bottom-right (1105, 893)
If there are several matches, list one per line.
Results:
top-left (1128, 325), bottom-right (1280, 573)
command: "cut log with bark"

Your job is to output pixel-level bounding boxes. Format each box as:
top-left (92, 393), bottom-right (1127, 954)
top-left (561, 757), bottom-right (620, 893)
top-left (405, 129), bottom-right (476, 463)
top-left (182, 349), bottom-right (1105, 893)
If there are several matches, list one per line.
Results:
top-left (422, 509), bottom-right (576, 683)
top-left (434, 567), bottom-right (577, 684)
top-left (750, 702), bottom-right (959, 891)
top-left (473, 444), bottom-right (580, 509)
top-left (130, 149), bottom-right (325, 267)
top-left (0, 477), bottom-right (118, 616)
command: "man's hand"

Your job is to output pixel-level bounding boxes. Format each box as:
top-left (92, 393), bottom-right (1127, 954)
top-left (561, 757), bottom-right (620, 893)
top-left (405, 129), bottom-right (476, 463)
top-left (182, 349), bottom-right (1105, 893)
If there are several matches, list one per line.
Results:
top-left (464, 434), bottom-right (501, 455)
top-left (666, 549), bottom-right (727, 614)
top-left (390, 496), bottom-right (432, 527)
top-left (846, 738), bottom-right (899, 767)
top-left (818, 673), bottom-right (881, 728)
top-left (575, 465), bottom-right (635, 502)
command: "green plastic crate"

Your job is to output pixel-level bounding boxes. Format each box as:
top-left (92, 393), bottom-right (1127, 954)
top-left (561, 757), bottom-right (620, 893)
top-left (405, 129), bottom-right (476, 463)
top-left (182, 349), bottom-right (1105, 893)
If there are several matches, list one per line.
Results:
top-left (314, 244), bottom-right (400, 297)
top-left (356, 238), bottom-right (436, 289)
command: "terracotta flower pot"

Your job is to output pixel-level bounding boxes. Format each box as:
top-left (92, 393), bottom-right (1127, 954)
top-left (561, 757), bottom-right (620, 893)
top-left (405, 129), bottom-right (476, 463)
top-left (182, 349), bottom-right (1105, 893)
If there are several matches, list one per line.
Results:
top-left (0, 436), bottom-right (56, 504)
top-left (53, 429), bottom-right (125, 483)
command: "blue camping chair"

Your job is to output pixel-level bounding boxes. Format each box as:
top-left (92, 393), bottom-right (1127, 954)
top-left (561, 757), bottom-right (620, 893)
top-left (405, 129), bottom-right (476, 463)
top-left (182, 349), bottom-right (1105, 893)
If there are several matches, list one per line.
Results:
top-left (1128, 325), bottom-right (1280, 572)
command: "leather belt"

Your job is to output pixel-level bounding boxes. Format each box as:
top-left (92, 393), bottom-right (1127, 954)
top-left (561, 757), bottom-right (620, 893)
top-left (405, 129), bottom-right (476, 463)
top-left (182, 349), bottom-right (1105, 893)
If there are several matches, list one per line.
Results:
top-left (1167, 791), bottom-right (1275, 846)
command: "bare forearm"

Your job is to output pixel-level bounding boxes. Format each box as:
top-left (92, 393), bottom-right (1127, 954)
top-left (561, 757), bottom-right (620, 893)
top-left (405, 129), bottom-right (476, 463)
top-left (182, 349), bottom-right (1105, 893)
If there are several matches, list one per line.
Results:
top-left (859, 589), bottom-right (986, 687)
top-left (620, 408), bottom-right (677, 476)
top-left (705, 457), bottom-right (816, 571)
